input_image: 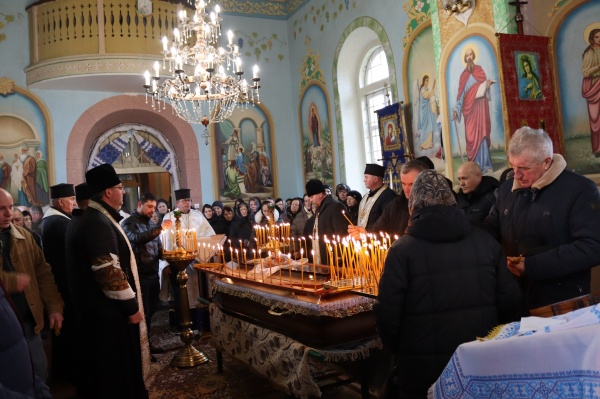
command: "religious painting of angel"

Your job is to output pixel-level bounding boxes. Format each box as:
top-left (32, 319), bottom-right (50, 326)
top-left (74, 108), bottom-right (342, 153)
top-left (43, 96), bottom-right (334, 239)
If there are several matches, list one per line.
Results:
top-left (515, 52), bottom-right (542, 100)
top-left (406, 25), bottom-right (443, 162)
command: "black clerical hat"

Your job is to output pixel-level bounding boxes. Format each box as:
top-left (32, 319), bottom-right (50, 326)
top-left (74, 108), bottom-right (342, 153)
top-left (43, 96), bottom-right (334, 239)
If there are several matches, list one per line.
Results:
top-left (86, 164), bottom-right (121, 195)
top-left (75, 183), bottom-right (92, 202)
top-left (175, 188), bottom-right (191, 201)
top-left (305, 179), bottom-right (326, 197)
top-left (50, 183), bottom-right (75, 199)
top-left (364, 163), bottom-right (386, 178)
top-left (415, 156), bottom-right (435, 170)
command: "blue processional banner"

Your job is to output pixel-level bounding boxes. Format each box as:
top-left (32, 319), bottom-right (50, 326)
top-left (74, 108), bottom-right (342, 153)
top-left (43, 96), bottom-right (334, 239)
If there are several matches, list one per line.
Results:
top-left (375, 102), bottom-right (412, 195)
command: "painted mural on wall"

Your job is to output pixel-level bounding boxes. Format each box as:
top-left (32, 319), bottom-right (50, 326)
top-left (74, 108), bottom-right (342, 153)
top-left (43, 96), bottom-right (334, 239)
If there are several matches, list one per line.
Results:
top-left (445, 35), bottom-right (506, 179)
top-left (235, 30), bottom-right (287, 63)
top-left (407, 25), bottom-right (442, 163)
top-left (0, 78), bottom-right (50, 206)
top-left (213, 104), bottom-right (276, 203)
top-left (299, 81), bottom-right (334, 188)
top-left (556, 1), bottom-right (600, 174)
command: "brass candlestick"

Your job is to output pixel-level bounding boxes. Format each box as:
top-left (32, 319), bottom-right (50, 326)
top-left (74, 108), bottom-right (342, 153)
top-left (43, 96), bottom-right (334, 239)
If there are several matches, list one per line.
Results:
top-left (163, 211), bottom-right (208, 368)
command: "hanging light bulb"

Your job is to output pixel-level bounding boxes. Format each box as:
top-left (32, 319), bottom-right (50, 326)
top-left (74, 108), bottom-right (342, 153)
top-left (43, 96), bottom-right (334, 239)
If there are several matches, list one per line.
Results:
top-left (215, 5), bottom-right (220, 17)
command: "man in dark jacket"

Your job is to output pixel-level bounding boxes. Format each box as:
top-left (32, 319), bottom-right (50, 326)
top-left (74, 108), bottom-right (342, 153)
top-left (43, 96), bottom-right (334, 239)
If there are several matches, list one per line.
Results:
top-left (349, 160), bottom-right (428, 239)
top-left (305, 179), bottom-right (349, 264)
top-left (457, 161), bottom-right (499, 225)
top-left (375, 170), bottom-right (521, 398)
top-left (122, 192), bottom-right (171, 356)
top-left (65, 182), bottom-right (91, 395)
top-left (73, 164), bottom-right (150, 399)
top-left (485, 127), bottom-right (600, 312)
top-left (40, 183), bottom-right (76, 382)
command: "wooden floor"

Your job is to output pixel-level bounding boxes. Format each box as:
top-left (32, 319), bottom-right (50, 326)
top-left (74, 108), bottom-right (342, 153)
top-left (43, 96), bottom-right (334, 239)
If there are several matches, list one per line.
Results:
top-left (44, 310), bottom-right (374, 399)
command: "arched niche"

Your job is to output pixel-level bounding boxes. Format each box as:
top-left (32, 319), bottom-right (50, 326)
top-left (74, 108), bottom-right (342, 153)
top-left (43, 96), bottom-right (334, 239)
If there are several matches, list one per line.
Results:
top-left (332, 17), bottom-right (398, 185)
top-left (66, 95), bottom-right (203, 203)
top-left (333, 19), bottom-right (397, 189)
top-left (87, 123), bottom-right (182, 192)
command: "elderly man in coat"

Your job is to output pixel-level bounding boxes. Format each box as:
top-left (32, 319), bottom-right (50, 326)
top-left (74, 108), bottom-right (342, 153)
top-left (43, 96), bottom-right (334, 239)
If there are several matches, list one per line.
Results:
top-left (0, 188), bottom-right (64, 384)
top-left (304, 179), bottom-right (349, 265)
top-left (485, 127), bottom-right (600, 312)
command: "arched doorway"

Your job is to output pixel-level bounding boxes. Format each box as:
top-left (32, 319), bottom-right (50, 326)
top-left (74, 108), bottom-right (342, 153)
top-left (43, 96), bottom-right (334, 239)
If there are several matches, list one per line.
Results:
top-left (66, 94), bottom-right (203, 205)
top-left (87, 124), bottom-right (181, 213)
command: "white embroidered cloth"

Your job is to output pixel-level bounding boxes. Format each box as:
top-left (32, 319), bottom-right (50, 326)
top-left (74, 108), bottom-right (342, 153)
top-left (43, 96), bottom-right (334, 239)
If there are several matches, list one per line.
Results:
top-left (429, 304), bottom-right (600, 398)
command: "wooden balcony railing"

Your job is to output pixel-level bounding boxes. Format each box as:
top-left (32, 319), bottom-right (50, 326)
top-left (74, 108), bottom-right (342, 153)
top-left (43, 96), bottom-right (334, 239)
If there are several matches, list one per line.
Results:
top-left (27, 0), bottom-right (194, 64)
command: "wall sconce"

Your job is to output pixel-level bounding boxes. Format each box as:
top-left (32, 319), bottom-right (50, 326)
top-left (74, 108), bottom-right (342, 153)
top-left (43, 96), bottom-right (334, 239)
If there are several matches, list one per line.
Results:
top-left (442, 0), bottom-right (472, 16)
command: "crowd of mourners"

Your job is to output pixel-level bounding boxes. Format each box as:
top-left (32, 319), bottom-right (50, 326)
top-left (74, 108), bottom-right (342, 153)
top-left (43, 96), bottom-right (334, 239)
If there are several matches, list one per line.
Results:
top-left (2, 127), bottom-right (600, 399)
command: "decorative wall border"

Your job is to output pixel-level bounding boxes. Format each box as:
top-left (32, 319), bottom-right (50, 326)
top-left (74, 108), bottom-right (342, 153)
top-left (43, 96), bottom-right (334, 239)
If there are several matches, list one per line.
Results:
top-left (332, 17), bottom-right (398, 183)
top-left (0, 77), bottom-right (56, 187)
top-left (402, 0), bottom-right (432, 50)
top-left (24, 54), bottom-right (193, 87)
top-left (429, 0), bottom-right (443, 72)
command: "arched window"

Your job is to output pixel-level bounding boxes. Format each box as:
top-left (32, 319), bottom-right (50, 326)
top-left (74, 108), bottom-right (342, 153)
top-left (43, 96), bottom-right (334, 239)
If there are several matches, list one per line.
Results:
top-left (360, 46), bottom-right (390, 165)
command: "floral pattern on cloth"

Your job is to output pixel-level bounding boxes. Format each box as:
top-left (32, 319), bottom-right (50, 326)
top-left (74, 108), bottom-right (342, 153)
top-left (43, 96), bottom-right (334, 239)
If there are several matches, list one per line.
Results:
top-left (209, 304), bottom-right (382, 399)
top-left (429, 304), bottom-right (600, 399)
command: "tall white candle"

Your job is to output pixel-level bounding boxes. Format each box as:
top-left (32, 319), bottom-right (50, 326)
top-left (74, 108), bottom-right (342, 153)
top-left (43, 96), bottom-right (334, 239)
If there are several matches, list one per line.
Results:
top-left (144, 70), bottom-right (150, 86)
top-left (253, 65), bottom-right (258, 79)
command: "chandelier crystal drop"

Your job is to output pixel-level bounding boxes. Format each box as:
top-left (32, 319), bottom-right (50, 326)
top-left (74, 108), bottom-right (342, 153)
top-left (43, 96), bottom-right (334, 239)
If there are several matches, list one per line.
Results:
top-left (142, 0), bottom-right (261, 144)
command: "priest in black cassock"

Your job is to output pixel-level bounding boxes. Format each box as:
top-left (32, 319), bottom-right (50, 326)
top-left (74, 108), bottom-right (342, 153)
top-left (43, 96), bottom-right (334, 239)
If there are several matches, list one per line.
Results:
top-left (40, 183), bottom-right (77, 382)
top-left (356, 164), bottom-right (396, 231)
top-left (73, 164), bottom-right (151, 399)
top-left (64, 182), bottom-right (91, 395)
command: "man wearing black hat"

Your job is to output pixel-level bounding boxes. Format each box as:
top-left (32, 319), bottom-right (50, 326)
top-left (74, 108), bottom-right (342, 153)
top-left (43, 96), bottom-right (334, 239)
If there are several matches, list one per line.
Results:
top-left (74, 164), bottom-right (151, 398)
top-left (355, 164), bottom-right (396, 230)
top-left (64, 182), bottom-right (91, 392)
top-left (305, 179), bottom-right (349, 265)
top-left (162, 188), bottom-right (215, 331)
top-left (40, 183), bottom-right (77, 382)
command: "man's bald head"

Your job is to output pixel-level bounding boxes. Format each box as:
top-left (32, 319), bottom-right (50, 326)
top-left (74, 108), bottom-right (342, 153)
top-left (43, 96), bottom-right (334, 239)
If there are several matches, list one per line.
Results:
top-left (0, 188), bottom-right (14, 229)
top-left (457, 162), bottom-right (482, 194)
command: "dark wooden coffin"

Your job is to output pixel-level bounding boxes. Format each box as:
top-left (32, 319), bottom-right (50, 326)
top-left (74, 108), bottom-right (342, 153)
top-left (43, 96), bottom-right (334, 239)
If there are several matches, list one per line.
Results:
top-left (212, 288), bottom-right (377, 349)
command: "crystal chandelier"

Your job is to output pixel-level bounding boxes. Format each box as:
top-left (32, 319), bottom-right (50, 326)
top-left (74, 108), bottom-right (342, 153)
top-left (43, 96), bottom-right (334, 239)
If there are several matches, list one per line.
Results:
top-left (142, 0), bottom-right (261, 145)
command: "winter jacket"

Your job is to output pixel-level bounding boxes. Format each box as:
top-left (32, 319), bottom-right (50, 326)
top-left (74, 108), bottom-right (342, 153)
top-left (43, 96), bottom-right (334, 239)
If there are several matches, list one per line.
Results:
top-left (485, 154), bottom-right (600, 311)
top-left (305, 195), bottom-right (349, 265)
top-left (0, 278), bottom-right (35, 399)
top-left (375, 205), bottom-right (521, 397)
top-left (207, 215), bottom-right (230, 235)
top-left (368, 192), bottom-right (410, 238)
top-left (289, 207), bottom-right (309, 239)
top-left (457, 176), bottom-right (499, 225)
top-left (121, 211), bottom-right (163, 280)
top-left (0, 224), bottom-right (64, 335)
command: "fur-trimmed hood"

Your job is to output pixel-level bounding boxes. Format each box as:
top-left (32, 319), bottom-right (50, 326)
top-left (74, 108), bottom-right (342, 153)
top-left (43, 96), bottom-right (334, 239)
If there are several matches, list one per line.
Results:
top-left (255, 208), bottom-right (280, 224)
top-left (512, 154), bottom-right (566, 192)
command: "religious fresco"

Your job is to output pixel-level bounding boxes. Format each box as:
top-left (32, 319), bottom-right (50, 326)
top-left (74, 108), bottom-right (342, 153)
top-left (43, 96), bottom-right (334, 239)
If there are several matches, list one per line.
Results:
top-left (406, 25), bottom-right (443, 165)
top-left (555, 1), bottom-right (600, 174)
top-left (299, 81), bottom-right (334, 188)
top-left (212, 103), bottom-right (277, 204)
top-left (445, 35), bottom-right (506, 180)
top-left (0, 82), bottom-right (50, 207)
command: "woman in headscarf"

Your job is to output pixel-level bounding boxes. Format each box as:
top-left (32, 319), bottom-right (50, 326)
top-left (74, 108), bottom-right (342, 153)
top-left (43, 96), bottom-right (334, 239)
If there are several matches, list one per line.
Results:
top-left (248, 197), bottom-right (261, 221)
top-left (345, 190), bottom-right (362, 226)
top-left (335, 184), bottom-right (351, 207)
top-left (275, 198), bottom-right (285, 216)
top-left (287, 197), bottom-right (308, 239)
top-left (254, 201), bottom-right (283, 226)
top-left (234, 198), bottom-right (245, 218)
top-left (156, 199), bottom-right (169, 224)
top-left (374, 170), bottom-right (520, 398)
top-left (229, 202), bottom-right (254, 254)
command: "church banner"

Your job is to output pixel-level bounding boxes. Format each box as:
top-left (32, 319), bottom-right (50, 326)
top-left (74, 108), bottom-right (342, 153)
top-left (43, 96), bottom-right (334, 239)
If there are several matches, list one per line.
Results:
top-left (497, 33), bottom-right (564, 155)
top-left (376, 102), bottom-right (411, 195)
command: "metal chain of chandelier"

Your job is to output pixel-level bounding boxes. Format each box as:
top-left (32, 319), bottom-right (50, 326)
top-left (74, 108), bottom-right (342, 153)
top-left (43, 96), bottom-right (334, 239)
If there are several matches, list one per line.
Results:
top-left (142, 0), bottom-right (261, 144)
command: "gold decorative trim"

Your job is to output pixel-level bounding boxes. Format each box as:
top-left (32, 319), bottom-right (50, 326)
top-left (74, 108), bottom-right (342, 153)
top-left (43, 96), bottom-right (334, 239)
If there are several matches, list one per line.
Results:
top-left (212, 280), bottom-right (374, 318)
top-left (0, 77), bottom-right (15, 96)
top-left (476, 323), bottom-right (508, 341)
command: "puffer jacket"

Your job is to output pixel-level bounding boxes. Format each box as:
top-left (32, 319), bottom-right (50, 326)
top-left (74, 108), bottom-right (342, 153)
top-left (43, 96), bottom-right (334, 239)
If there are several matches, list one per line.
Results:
top-left (485, 154), bottom-right (600, 311)
top-left (121, 211), bottom-right (162, 280)
top-left (0, 278), bottom-right (35, 398)
top-left (375, 205), bottom-right (521, 397)
top-left (0, 224), bottom-right (64, 335)
top-left (457, 175), bottom-right (499, 225)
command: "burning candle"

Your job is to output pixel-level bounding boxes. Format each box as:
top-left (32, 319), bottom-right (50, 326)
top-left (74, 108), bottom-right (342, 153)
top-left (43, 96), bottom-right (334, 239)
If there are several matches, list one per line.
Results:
top-left (300, 249), bottom-right (304, 288)
top-left (288, 253), bottom-right (292, 286)
top-left (252, 249), bottom-right (257, 280)
top-left (312, 250), bottom-right (317, 290)
top-left (278, 251), bottom-right (282, 285)
top-left (154, 61), bottom-right (160, 78)
top-left (253, 65), bottom-right (259, 79)
top-left (227, 30), bottom-right (233, 45)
